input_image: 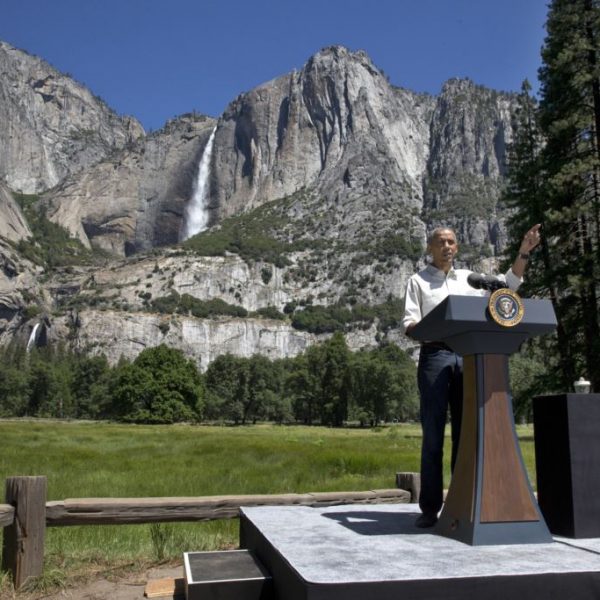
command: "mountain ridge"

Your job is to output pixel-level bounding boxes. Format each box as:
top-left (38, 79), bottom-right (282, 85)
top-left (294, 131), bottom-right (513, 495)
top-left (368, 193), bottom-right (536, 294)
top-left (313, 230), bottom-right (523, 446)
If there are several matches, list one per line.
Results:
top-left (0, 41), bottom-right (519, 367)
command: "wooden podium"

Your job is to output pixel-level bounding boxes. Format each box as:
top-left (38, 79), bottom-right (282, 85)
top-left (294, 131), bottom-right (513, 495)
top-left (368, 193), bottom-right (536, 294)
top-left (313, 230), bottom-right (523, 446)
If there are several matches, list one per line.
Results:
top-left (411, 295), bottom-right (557, 545)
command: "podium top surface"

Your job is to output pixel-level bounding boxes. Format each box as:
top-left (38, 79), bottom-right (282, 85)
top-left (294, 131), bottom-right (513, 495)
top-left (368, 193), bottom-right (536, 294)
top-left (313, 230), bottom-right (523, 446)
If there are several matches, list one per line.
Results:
top-left (410, 295), bottom-right (557, 354)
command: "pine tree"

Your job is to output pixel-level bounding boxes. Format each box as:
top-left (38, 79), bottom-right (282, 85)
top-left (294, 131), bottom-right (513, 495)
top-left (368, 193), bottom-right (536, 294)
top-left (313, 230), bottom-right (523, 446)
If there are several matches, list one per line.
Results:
top-left (502, 80), bottom-right (573, 391)
top-left (504, 0), bottom-right (600, 391)
top-left (538, 0), bottom-right (600, 391)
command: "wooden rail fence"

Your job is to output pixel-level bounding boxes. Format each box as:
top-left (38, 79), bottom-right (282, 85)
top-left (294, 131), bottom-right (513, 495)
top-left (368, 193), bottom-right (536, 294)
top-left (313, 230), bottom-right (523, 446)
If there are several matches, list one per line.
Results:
top-left (1, 473), bottom-right (419, 589)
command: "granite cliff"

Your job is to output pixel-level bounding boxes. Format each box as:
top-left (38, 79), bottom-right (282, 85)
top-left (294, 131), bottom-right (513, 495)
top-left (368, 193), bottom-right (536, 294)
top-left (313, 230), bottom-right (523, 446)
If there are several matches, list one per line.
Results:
top-left (0, 42), bottom-right (519, 368)
top-left (0, 40), bottom-right (144, 194)
top-left (42, 114), bottom-right (216, 256)
top-left (28, 46), bottom-right (517, 260)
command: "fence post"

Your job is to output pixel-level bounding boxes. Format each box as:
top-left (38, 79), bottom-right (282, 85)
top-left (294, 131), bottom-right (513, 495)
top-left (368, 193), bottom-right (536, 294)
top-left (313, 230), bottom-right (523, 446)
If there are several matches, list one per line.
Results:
top-left (1, 476), bottom-right (47, 589)
top-left (396, 472), bottom-right (421, 503)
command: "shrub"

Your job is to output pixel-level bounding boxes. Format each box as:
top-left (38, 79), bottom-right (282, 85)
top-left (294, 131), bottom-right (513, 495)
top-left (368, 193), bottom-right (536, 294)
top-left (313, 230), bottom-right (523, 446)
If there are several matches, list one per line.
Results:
top-left (261, 266), bottom-right (273, 284)
top-left (251, 306), bottom-right (286, 320)
top-left (151, 292), bottom-right (248, 318)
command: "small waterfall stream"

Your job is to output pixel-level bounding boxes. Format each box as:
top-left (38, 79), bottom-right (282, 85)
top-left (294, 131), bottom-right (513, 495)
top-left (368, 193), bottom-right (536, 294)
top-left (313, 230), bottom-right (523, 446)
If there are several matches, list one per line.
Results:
top-left (26, 322), bottom-right (39, 352)
top-left (180, 127), bottom-right (217, 240)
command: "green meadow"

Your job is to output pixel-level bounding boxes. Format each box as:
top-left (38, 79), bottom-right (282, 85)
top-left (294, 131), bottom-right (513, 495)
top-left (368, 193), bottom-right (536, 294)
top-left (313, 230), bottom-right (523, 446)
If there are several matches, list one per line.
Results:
top-left (0, 420), bottom-right (536, 586)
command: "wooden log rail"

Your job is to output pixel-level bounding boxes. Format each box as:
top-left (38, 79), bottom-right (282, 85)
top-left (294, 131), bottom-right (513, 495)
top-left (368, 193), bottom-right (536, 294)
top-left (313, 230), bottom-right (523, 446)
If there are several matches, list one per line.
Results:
top-left (1, 474), bottom-right (419, 589)
top-left (46, 488), bottom-right (410, 525)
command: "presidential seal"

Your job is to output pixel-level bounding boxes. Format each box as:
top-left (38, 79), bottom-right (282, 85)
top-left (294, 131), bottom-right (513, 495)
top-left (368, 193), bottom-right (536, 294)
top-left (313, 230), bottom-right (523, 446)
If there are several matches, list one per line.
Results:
top-left (488, 288), bottom-right (524, 327)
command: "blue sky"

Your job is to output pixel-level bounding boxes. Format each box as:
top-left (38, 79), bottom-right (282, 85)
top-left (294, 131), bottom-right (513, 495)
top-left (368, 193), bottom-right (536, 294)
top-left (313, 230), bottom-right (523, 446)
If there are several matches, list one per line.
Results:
top-left (1, 0), bottom-right (549, 132)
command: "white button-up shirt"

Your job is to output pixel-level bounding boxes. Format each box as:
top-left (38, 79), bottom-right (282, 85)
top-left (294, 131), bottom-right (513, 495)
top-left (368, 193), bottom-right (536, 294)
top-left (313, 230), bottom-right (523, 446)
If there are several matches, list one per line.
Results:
top-left (401, 265), bottom-right (522, 334)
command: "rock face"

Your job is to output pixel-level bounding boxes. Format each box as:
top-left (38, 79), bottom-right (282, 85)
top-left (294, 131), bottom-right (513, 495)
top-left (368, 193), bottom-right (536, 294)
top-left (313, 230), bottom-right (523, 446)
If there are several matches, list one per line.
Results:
top-left (41, 250), bottom-right (416, 315)
top-left (423, 79), bottom-right (516, 253)
top-left (38, 46), bottom-right (517, 258)
top-left (42, 114), bottom-right (216, 255)
top-left (0, 181), bottom-right (30, 242)
top-left (0, 42), bottom-right (521, 367)
top-left (45, 309), bottom-right (316, 371)
top-left (0, 181), bottom-right (38, 328)
top-left (0, 40), bottom-right (144, 194)
top-left (210, 46), bottom-right (434, 246)
top-left (207, 47), bottom-right (517, 250)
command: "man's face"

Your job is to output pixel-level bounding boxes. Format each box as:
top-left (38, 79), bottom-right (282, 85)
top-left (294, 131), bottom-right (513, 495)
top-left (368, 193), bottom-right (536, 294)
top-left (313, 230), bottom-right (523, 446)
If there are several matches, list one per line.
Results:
top-left (428, 229), bottom-right (458, 272)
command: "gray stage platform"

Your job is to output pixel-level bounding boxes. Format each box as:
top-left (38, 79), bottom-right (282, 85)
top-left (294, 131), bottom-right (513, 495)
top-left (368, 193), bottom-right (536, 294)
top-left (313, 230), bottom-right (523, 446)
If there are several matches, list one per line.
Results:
top-left (240, 503), bottom-right (600, 600)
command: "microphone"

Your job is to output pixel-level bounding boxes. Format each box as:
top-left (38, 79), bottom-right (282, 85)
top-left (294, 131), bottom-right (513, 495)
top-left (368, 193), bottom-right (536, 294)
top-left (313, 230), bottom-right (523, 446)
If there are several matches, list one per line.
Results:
top-left (467, 273), bottom-right (507, 292)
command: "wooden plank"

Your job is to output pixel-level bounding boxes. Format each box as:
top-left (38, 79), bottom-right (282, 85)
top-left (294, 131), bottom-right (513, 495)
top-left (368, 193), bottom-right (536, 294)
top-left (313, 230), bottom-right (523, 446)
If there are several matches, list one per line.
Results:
top-left (309, 489), bottom-right (409, 506)
top-left (0, 503), bottom-right (15, 527)
top-left (46, 489), bottom-right (410, 526)
top-left (1, 476), bottom-right (47, 589)
top-left (144, 576), bottom-right (185, 598)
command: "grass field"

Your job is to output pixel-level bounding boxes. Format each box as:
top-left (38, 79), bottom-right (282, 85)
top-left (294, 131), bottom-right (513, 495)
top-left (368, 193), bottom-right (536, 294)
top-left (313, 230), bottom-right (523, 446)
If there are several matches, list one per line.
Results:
top-left (0, 420), bottom-right (536, 589)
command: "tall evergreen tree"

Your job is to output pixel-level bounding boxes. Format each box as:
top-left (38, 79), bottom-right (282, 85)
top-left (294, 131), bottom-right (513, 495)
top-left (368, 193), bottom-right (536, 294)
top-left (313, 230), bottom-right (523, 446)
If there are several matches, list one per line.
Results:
top-left (502, 81), bottom-right (567, 392)
top-left (505, 0), bottom-right (600, 391)
top-left (539, 0), bottom-right (600, 391)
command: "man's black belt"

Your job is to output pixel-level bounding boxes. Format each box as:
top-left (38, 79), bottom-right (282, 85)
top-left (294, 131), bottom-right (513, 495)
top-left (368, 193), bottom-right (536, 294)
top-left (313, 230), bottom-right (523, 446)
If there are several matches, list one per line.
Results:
top-left (421, 341), bottom-right (453, 351)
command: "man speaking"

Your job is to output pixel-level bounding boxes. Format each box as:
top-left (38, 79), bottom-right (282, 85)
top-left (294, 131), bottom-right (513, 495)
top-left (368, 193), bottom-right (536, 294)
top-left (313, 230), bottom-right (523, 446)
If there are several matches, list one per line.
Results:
top-left (402, 224), bottom-right (541, 528)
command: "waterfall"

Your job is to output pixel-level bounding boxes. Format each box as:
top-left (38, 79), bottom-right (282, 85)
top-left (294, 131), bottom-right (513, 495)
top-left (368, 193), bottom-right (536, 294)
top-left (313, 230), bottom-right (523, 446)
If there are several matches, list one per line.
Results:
top-left (180, 127), bottom-right (217, 240)
top-left (26, 322), bottom-right (39, 352)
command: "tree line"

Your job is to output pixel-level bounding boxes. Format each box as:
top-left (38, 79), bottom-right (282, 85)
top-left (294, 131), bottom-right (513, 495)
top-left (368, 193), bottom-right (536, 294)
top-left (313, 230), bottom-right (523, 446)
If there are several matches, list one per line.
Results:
top-left (0, 334), bottom-right (419, 426)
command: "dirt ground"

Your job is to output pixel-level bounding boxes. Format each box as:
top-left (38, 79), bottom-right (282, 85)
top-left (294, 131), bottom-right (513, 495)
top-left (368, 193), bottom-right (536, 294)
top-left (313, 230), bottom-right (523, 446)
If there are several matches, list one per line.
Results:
top-left (4, 564), bottom-right (185, 600)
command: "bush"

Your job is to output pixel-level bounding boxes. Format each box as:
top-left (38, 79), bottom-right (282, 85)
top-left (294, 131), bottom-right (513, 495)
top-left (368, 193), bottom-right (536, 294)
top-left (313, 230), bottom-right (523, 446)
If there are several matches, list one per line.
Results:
top-left (261, 266), bottom-right (273, 284)
top-left (251, 306), bottom-right (286, 320)
top-left (151, 292), bottom-right (248, 318)
top-left (23, 304), bottom-right (42, 320)
top-left (290, 298), bottom-right (404, 334)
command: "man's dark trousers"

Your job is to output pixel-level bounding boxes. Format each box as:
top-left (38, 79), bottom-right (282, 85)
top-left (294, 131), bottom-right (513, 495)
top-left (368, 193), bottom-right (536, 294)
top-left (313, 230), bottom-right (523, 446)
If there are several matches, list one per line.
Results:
top-left (417, 345), bottom-right (463, 515)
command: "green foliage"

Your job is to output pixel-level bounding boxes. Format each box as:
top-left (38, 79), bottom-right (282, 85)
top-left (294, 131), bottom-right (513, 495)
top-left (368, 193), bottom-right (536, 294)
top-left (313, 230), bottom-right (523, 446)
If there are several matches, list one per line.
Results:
top-left (149, 523), bottom-right (175, 561)
top-left (110, 345), bottom-right (204, 424)
top-left (260, 265), bottom-right (273, 284)
top-left (501, 1), bottom-right (600, 391)
top-left (292, 304), bottom-right (354, 334)
top-left (0, 345), bottom-right (113, 419)
top-left (290, 297), bottom-right (405, 334)
top-left (284, 333), bottom-right (353, 426)
top-left (28, 351), bottom-right (74, 417)
top-left (204, 354), bottom-right (285, 424)
top-left (0, 334), bottom-right (417, 426)
top-left (424, 174), bottom-right (499, 220)
top-left (71, 354), bottom-right (112, 418)
top-left (284, 335), bottom-right (418, 426)
top-left (151, 291), bottom-right (248, 318)
top-left (22, 304), bottom-right (42, 320)
top-left (182, 200), bottom-right (292, 267)
top-left (182, 193), bottom-right (328, 266)
top-left (372, 232), bottom-right (424, 261)
top-left (0, 349), bottom-right (29, 417)
top-left (348, 344), bottom-right (419, 425)
top-left (509, 341), bottom-right (559, 422)
top-left (250, 306), bottom-right (287, 320)
top-left (12, 192), bottom-right (98, 268)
